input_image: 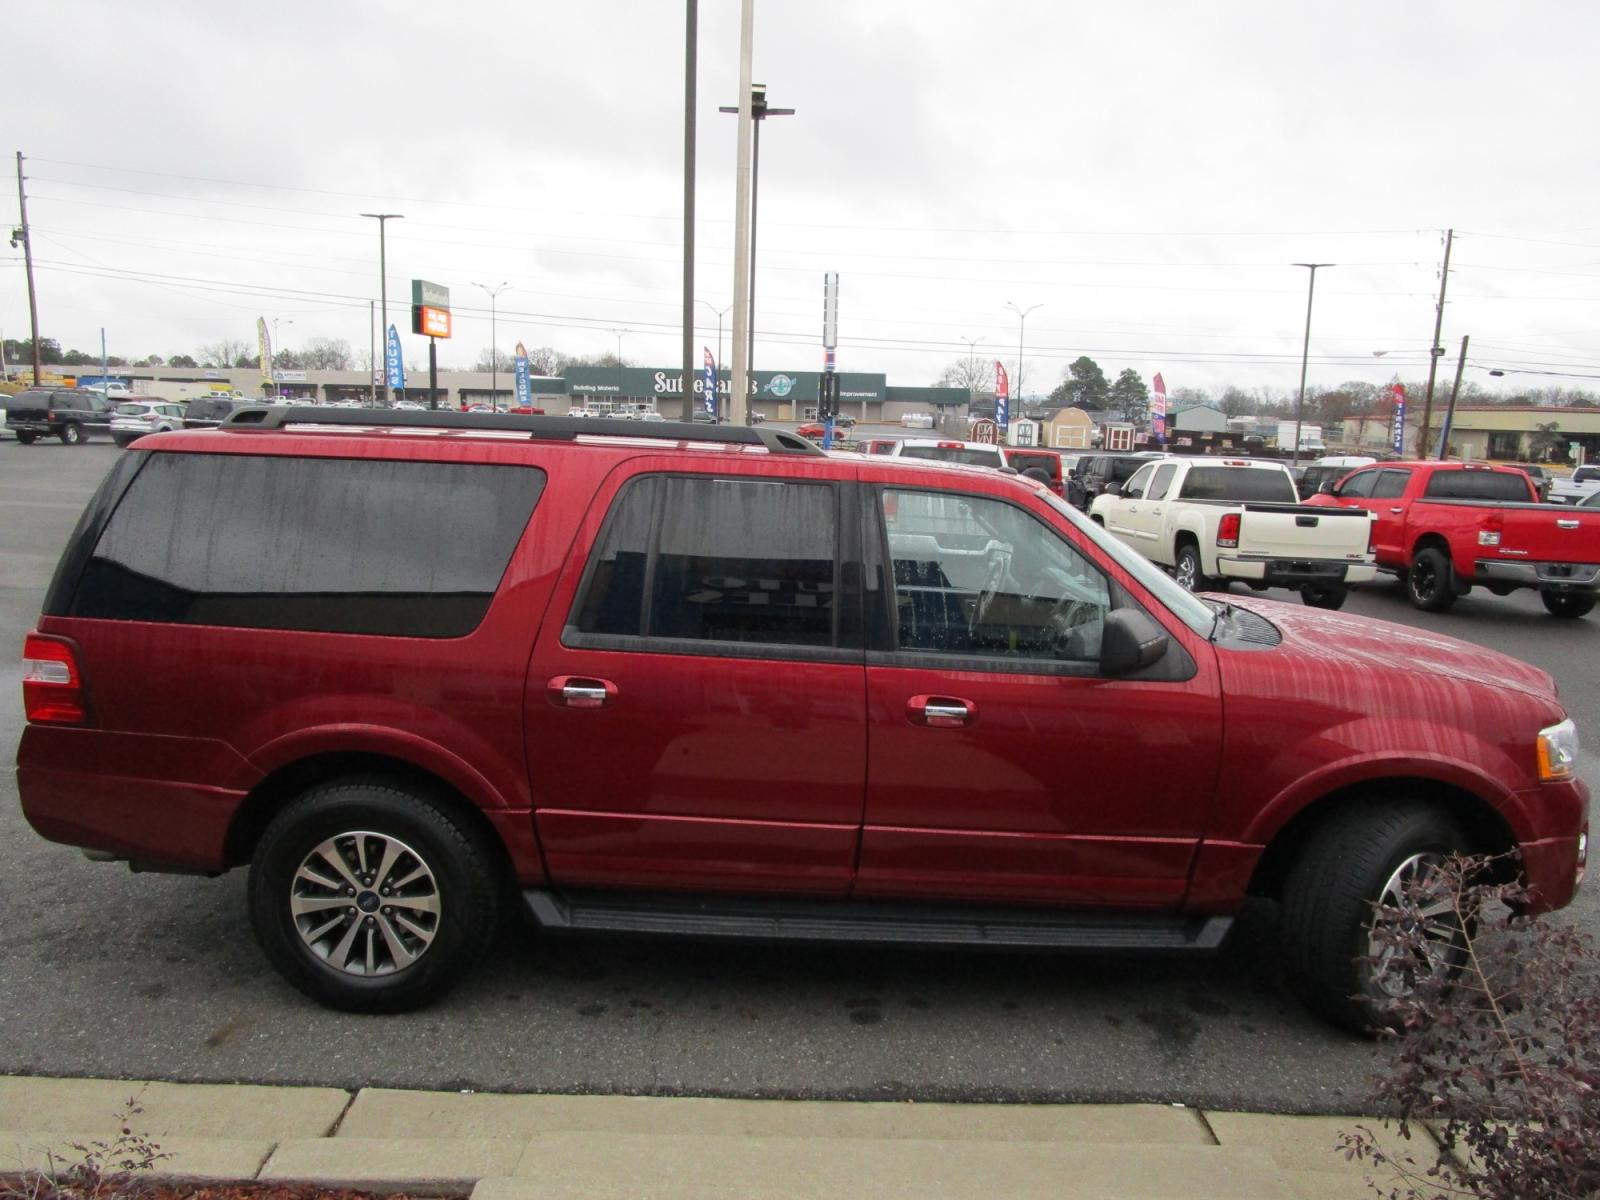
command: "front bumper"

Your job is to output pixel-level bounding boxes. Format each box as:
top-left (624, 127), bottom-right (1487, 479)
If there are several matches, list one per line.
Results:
top-left (1474, 559), bottom-right (1600, 593)
top-left (1216, 556), bottom-right (1378, 587)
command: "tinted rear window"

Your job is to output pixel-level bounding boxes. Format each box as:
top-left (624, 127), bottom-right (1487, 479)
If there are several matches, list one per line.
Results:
top-left (66, 453), bottom-right (544, 636)
top-left (1423, 470), bottom-right (1533, 502)
top-left (898, 445), bottom-right (1003, 468)
top-left (1179, 466), bottom-right (1297, 502)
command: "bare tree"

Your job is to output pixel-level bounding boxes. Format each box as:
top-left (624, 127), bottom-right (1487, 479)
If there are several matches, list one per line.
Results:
top-left (198, 339), bottom-right (251, 369)
top-left (299, 338), bottom-right (353, 371)
top-left (934, 356), bottom-right (992, 394)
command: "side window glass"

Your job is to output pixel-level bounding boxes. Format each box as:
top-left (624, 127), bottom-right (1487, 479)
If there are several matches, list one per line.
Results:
top-left (1371, 469), bottom-right (1411, 499)
top-left (1339, 470), bottom-right (1379, 498)
top-left (1122, 464), bottom-right (1155, 499)
top-left (1146, 464), bottom-right (1177, 502)
top-left (573, 475), bottom-right (837, 648)
top-left (880, 490), bottom-right (1110, 664)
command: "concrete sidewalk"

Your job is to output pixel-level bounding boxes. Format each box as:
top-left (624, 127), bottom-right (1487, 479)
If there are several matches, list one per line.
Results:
top-left (0, 1075), bottom-right (1443, 1199)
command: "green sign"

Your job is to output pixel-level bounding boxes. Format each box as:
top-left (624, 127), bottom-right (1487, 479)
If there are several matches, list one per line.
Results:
top-left (410, 279), bottom-right (450, 309)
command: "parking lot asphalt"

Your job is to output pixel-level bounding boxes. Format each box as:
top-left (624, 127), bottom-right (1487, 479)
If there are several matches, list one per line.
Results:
top-left (0, 439), bottom-right (1594, 1113)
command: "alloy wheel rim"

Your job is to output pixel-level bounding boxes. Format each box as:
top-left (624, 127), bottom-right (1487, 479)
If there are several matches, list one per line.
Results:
top-left (1411, 560), bottom-right (1436, 600)
top-left (1176, 555), bottom-right (1197, 590)
top-left (289, 831), bottom-right (441, 977)
top-left (1366, 851), bottom-right (1460, 1000)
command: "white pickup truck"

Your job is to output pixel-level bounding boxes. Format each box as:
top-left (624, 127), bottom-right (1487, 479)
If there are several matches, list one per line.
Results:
top-left (1088, 457), bottom-right (1377, 608)
top-left (1549, 465), bottom-right (1600, 505)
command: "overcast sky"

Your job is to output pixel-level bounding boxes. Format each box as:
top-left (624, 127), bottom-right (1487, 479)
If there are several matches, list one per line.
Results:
top-left (7, 0), bottom-right (1599, 398)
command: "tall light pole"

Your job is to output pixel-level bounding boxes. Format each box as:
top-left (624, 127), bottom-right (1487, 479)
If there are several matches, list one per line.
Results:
top-left (473, 281), bottom-right (510, 409)
top-left (1004, 302), bottom-right (1042, 414)
top-left (1292, 263), bottom-right (1333, 468)
top-left (610, 328), bottom-right (630, 411)
top-left (960, 335), bottom-right (984, 427)
top-left (270, 318), bottom-right (292, 399)
top-left (721, 82), bottom-right (794, 406)
top-left (699, 300), bottom-right (731, 416)
top-left (360, 213), bottom-right (403, 403)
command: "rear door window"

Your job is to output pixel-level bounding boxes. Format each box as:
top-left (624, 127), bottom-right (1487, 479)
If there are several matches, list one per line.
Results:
top-left (67, 454), bottom-right (544, 637)
top-left (1146, 463), bottom-right (1177, 501)
top-left (1371, 469), bottom-right (1412, 499)
top-left (572, 474), bottom-right (843, 650)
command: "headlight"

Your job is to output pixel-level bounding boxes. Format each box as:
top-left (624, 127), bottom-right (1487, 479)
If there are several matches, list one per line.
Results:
top-left (1537, 718), bottom-right (1580, 781)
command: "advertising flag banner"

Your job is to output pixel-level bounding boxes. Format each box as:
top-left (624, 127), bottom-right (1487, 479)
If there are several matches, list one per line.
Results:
top-left (1390, 383), bottom-right (1407, 454)
top-left (1152, 372), bottom-right (1168, 443)
top-left (995, 361), bottom-right (1010, 432)
top-left (514, 341), bottom-right (530, 409)
top-left (702, 347), bottom-right (717, 417)
top-left (256, 317), bottom-right (273, 389)
top-left (385, 324), bottom-right (406, 390)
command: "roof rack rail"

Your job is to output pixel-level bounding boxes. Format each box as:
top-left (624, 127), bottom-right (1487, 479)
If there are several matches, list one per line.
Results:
top-left (220, 406), bottom-right (825, 456)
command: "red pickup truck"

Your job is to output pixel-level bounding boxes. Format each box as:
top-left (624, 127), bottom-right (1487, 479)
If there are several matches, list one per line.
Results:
top-left (1306, 461), bottom-right (1600, 617)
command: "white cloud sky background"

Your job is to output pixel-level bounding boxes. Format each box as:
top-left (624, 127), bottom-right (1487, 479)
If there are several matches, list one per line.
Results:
top-left (7, 0), bottom-right (1599, 398)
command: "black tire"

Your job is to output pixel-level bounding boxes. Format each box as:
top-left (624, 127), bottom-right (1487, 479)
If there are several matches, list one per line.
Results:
top-left (1300, 584), bottom-right (1348, 610)
top-left (1281, 802), bottom-right (1467, 1033)
top-left (1174, 542), bottom-right (1209, 593)
top-left (15, 431), bottom-right (36, 445)
top-left (1541, 592), bottom-right (1594, 619)
top-left (1404, 546), bottom-right (1456, 612)
top-left (59, 422), bottom-right (83, 446)
top-left (113, 434), bottom-right (136, 448)
top-left (248, 778), bottom-right (502, 1012)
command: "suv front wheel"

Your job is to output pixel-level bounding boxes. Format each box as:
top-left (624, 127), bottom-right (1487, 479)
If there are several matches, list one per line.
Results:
top-left (248, 778), bottom-right (502, 1012)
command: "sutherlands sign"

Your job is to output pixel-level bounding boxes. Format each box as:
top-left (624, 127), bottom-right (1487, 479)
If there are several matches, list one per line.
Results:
top-left (410, 279), bottom-right (451, 340)
top-left (564, 366), bottom-right (887, 402)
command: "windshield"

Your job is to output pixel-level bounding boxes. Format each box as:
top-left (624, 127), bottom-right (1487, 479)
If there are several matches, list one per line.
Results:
top-left (898, 445), bottom-right (1003, 467)
top-left (1041, 490), bottom-right (1215, 636)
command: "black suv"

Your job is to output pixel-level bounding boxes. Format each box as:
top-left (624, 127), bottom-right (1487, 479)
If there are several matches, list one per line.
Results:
top-left (4, 389), bottom-right (115, 445)
top-left (1071, 452), bottom-right (1167, 509)
top-left (183, 396), bottom-right (253, 429)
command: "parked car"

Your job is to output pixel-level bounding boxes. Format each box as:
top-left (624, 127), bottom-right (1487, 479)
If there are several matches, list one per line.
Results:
top-left (1090, 457), bottom-right (1376, 608)
top-left (4, 387), bottom-right (115, 444)
top-left (1549, 464), bottom-right (1600, 506)
top-left (183, 395), bottom-right (251, 430)
top-left (17, 409), bottom-right (1588, 1032)
top-left (1070, 452), bottom-right (1168, 510)
top-left (1005, 448), bottom-right (1067, 498)
top-left (862, 438), bottom-right (897, 455)
top-left (1305, 460), bottom-right (1600, 617)
top-left (1295, 456), bottom-right (1377, 500)
top-left (885, 437), bottom-right (1008, 469)
top-left (110, 401), bottom-right (186, 446)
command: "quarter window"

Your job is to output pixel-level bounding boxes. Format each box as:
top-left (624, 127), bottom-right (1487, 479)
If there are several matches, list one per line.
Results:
top-left (69, 454), bottom-right (544, 637)
top-left (880, 489), bottom-right (1109, 664)
top-left (573, 475), bottom-right (838, 648)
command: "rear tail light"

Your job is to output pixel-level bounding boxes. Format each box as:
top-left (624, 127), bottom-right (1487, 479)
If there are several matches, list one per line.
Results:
top-left (1478, 511), bottom-right (1504, 547)
top-left (22, 634), bottom-right (88, 726)
top-left (1217, 512), bottom-right (1241, 549)
top-left (1367, 516), bottom-right (1376, 554)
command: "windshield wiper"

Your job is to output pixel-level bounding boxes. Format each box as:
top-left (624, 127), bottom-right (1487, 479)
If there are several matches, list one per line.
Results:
top-left (1207, 597), bottom-right (1238, 643)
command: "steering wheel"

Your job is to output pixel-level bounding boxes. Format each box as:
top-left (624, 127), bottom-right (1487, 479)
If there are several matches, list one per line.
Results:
top-left (968, 550), bottom-right (1010, 638)
top-left (1049, 595), bottom-right (1102, 658)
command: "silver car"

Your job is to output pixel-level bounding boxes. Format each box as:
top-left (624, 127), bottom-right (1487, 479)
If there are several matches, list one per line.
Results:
top-left (111, 401), bottom-right (186, 447)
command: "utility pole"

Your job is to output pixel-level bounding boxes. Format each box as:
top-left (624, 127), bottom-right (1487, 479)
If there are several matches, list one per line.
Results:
top-left (681, 0), bottom-right (698, 422)
top-left (1436, 334), bottom-right (1469, 459)
top-left (1418, 227), bottom-right (1453, 460)
top-left (14, 152), bottom-right (42, 384)
top-left (1291, 263), bottom-right (1333, 467)
top-left (369, 301), bottom-right (376, 404)
top-left (727, 0), bottom-right (755, 426)
top-left (360, 213), bottom-right (403, 403)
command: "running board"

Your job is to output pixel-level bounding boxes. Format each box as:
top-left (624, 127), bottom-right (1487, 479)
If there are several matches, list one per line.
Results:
top-left (522, 890), bottom-right (1232, 953)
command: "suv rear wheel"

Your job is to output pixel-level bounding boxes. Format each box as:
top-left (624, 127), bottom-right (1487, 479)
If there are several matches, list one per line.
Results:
top-left (248, 778), bottom-right (501, 1012)
top-left (1281, 802), bottom-right (1468, 1033)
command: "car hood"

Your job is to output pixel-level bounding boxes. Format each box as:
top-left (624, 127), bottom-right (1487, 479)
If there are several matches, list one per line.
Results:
top-left (1214, 594), bottom-right (1558, 704)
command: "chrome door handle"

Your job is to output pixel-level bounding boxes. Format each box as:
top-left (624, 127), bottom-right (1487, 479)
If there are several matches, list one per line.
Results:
top-left (907, 695), bottom-right (977, 728)
top-left (1390, 507), bottom-right (1404, 514)
top-left (1557, 519), bottom-right (1579, 529)
top-left (547, 676), bottom-right (618, 709)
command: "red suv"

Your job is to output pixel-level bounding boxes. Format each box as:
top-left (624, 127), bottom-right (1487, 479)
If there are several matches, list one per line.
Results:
top-left (17, 410), bottom-right (1589, 1029)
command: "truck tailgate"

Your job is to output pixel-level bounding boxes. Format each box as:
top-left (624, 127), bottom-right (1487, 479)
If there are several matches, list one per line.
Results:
top-left (1237, 504), bottom-right (1372, 560)
top-left (1475, 502), bottom-right (1600, 564)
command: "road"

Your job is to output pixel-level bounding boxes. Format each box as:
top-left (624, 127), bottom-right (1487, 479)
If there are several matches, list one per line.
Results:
top-left (1, 438), bottom-right (1593, 1112)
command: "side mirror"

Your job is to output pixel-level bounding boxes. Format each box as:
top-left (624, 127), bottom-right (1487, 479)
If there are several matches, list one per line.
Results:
top-left (1102, 481), bottom-right (1123, 497)
top-left (1099, 608), bottom-right (1170, 676)
top-left (1318, 481), bottom-right (1337, 496)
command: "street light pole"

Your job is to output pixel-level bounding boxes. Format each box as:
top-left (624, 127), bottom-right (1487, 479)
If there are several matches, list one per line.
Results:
top-left (960, 336), bottom-right (983, 427)
top-left (721, 83), bottom-right (793, 411)
top-left (610, 328), bottom-right (630, 411)
top-left (360, 213), bottom-right (403, 403)
top-left (1291, 263), bottom-right (1333, 468)
top-left (473, 281), bottom-right (510, 409)
top-left (1003, 302), bottom-right (1041, 425)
